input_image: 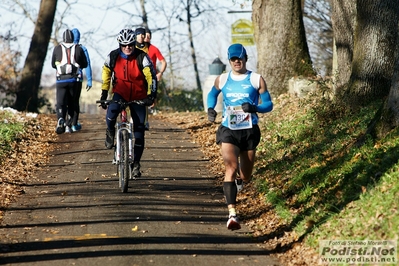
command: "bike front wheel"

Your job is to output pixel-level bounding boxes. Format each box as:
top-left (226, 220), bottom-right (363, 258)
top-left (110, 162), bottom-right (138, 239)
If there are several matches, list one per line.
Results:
top-left (119, 130), bottom-right (130, 193)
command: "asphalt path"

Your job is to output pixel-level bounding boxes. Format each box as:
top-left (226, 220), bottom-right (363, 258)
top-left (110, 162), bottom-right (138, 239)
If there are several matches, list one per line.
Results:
top-left (0, 113), bottom-right (279, 266)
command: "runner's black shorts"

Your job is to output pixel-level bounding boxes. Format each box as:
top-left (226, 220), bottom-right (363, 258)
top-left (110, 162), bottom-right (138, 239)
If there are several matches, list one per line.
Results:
top-left (216, 124), bottom-right (261, 151)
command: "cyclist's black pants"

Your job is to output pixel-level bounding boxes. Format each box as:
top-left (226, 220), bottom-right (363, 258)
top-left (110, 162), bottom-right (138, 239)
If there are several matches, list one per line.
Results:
top-left (106, 93), bottom-right (147, 162)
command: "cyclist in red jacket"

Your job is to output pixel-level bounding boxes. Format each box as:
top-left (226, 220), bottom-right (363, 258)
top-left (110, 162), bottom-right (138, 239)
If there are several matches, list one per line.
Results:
top-left (99, 29), bottom-right (157, 178)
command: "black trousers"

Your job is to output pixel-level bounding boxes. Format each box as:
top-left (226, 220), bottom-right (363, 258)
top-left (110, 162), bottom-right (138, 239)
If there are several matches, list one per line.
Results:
top-left (55, 81), bottom-right (78, 125)
top-left (67, 82), bottom-right (82, 126)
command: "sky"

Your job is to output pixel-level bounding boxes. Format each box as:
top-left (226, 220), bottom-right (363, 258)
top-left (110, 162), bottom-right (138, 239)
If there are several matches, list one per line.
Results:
top-left (1, 0), bottom-right (255, 89)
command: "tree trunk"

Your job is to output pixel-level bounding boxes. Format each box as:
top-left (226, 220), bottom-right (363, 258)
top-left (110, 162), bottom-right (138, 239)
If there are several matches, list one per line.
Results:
top-left (139, 0), bottom-right (149, 29)
top-left (185, 0), bottom-right (202, 91)
top-left (339, 0), bottom-right (399, 107)
top-left (252, 0), bottom-right (314, 95)
top-left (332, 0), bottom-right (356, 95)
top-left (13, 0), bottom-right (57, 112)
top-left (375, 24), bottom-right (399, 138)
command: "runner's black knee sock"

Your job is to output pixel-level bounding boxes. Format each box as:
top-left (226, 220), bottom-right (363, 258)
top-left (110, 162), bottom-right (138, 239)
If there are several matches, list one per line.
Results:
top-left (223, 181), bottom-right (237, 205)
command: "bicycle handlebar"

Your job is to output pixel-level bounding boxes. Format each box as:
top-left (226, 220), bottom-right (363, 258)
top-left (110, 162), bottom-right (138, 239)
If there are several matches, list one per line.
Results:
top-left (96, 99), bottom-right (146, 107)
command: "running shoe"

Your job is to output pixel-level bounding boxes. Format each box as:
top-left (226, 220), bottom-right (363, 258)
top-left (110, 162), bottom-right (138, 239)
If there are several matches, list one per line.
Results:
top-left (71, 125), bottom-right (80, 132)
top-left (235, 178), bottom-right (244, 192)
top-left (55, 118), bottom-right (65, 134)
top-left (227, 215), bottom-right (241, 230)
top-left (65, 126), bottom-right (71, 133)
top-left (70, 122), bottom-right (82, 132)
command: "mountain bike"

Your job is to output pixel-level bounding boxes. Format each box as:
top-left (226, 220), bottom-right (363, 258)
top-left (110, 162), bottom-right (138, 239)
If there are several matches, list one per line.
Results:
top-left (96, 99), bottom-right (145, 193)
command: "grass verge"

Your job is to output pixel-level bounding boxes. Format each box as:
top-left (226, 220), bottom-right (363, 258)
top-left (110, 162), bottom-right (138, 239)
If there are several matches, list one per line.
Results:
top-left (254, 92), bottom-right (398, 264)
top-left (0, 111), bottom-right (25, 158)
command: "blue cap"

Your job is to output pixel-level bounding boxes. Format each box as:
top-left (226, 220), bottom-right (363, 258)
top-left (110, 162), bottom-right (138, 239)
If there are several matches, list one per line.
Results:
top-left (228, 43), bottom-right (247, 60)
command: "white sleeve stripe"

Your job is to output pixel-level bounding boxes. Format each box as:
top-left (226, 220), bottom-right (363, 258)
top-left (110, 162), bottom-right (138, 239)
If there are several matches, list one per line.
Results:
top-left (218, 72), bottom-right (228, 88)
top-left (250, 72), bottom-right (261, 89)
top-left (142, 55), bottom-right (152, 67)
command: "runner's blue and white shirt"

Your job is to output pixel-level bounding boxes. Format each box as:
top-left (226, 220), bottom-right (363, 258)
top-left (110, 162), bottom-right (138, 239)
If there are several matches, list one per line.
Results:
top-left (218, 70), bottom-right (261, 130)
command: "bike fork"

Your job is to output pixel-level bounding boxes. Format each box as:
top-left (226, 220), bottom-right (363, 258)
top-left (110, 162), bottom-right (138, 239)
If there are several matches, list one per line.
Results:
top-left (113, 126), bottom-right (133, 165)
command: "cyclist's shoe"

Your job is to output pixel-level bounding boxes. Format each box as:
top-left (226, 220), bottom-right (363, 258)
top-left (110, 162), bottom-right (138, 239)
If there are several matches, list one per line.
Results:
top-left (131, 161), bottom-right (141, 178)
top-left (55, 118), bottom-right (65, 134)
top-left (227, 215), bottom-right (241, 230)
top-left (235, 178), bottom-right (244, 193)
top-left (65, 126), bottom-right (71, 134)
top-left (105, 128), bottom-right (115, 149)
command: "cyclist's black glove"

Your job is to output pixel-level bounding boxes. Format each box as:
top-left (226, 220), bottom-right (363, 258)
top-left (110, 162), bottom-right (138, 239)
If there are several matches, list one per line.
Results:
top-left (242, 102), bottom-right (257, 113)
top-left (100, 90), bottom-right (108, 110)
top-left (207, 108), bottom-right (217, 122)
top-left (142, 96), bottom-right (155, 106)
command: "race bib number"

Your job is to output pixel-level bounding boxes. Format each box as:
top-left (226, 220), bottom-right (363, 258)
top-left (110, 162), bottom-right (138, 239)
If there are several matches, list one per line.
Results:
top-left (226, 105), bottom-right (252, 130)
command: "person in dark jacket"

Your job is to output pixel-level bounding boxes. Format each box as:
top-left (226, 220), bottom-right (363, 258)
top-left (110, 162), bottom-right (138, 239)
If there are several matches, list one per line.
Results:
top-left (51, 29), bottom-right (88, 134)
top-left (100, 28), bottom-right (157, 178)
top-left (63, 28), bottom-right (93, 133)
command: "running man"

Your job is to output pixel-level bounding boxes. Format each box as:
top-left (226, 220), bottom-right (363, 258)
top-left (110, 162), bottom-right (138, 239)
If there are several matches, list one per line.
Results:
top-left (207, 43), bottom-right (273, 230)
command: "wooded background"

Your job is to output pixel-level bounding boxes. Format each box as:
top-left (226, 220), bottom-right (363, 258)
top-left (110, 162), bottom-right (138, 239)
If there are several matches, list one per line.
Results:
top-left (2, 0), bottom-right (399, 137)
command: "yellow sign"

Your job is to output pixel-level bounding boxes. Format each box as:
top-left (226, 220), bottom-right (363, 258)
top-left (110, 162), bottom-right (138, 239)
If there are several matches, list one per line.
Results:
top-left (231, 19), bottom-right (254, 46)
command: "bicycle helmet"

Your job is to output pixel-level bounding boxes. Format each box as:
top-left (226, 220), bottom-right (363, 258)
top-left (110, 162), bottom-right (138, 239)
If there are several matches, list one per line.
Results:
top-left (117, 29), bottom-right (135, 45)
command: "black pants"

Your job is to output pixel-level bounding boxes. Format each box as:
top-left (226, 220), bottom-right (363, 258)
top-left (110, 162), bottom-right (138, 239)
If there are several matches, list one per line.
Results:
top-left (56, 81), bottom-right (77, 124)
top-left (67, 82), bottom-right (82, 127)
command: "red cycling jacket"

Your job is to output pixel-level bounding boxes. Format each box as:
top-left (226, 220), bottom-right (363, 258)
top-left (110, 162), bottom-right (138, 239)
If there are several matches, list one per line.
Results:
top-left (101, 47), bottom-right (157, 101)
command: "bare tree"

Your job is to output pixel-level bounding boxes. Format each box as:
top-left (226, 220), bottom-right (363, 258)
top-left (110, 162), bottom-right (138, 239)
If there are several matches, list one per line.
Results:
top-left (333, 0), bottom-right (399, 107)
top-left (378, 55), bottom-right (399, 136)
top-left (331, 0), bottom-right (355, 95)
top-left (14, 0), bottom-right (57, 112)
top-left (138, 0), bottom-right (149, 29)
top-left (303, 0), bottom-right (333, 76)
top-left (156, 3), bottom-right (179, 92)
top-left (371, 2), bottom-right (399, 137)
top-left (348, 1), bottom-right (398, 105)
top-left (145, 1), bottom-right (180, 95)
top-left (252, 0), bottom-right (315, 95)
top-left (175, 0), bottom-right (216, 92)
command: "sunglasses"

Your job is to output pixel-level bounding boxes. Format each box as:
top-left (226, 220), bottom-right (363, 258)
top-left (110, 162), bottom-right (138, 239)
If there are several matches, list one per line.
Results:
top-left (229, 57), bottom-right (242, 61)
top-left (121, 43), bottom-right (134, 48)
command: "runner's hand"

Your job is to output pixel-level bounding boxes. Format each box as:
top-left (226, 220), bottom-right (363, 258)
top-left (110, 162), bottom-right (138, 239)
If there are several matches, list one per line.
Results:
top-left (207, 108), bottom-right (217, 122)
top-left (242, 102), bottom-right (257, 113)
top-left (86, 85), bottom-right (92, 91)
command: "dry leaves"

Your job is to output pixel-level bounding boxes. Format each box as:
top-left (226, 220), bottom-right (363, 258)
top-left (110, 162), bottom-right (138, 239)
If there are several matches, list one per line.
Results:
top-left (0, 114), bottom-right (57, 220)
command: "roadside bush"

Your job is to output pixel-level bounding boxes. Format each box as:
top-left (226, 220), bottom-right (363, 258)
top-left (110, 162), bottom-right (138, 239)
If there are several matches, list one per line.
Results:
top-left (0, 35), bottom-right (21, 107)
top-left (157, 89), bottom-right (204, 112)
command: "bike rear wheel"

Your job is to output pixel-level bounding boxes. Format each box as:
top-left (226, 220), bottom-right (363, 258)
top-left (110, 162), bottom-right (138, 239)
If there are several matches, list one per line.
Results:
top-left (119, 130), bottom-right (130, 193)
